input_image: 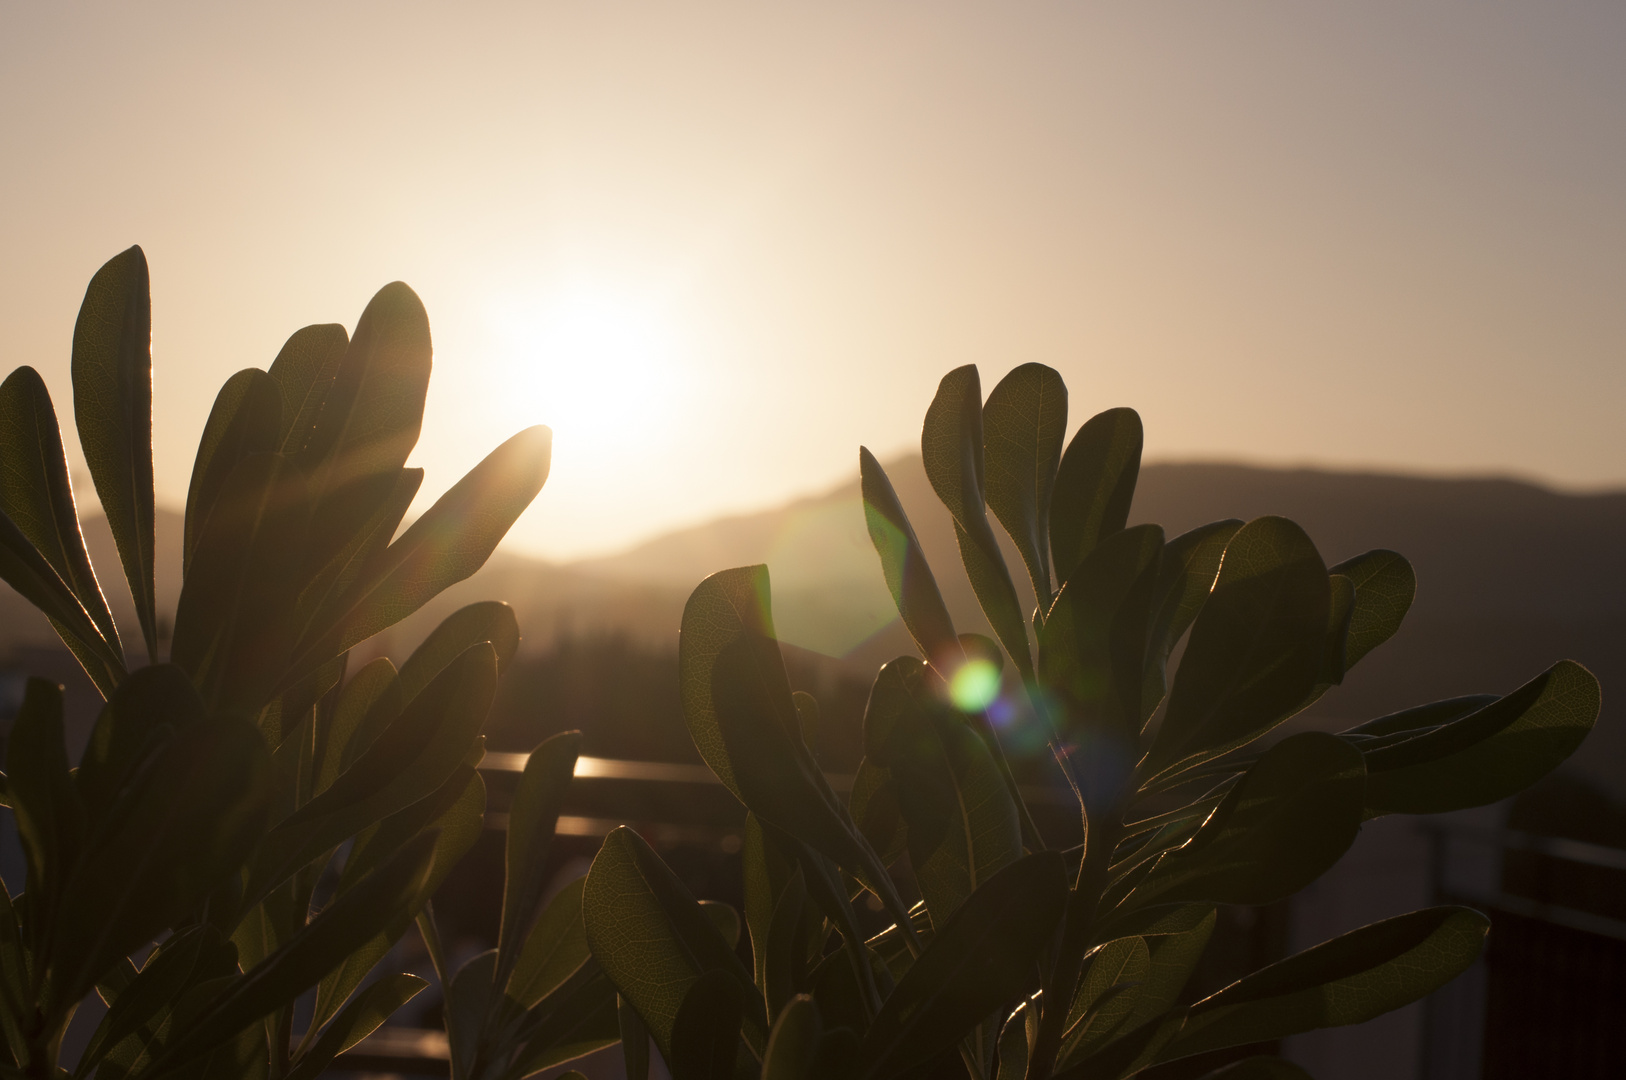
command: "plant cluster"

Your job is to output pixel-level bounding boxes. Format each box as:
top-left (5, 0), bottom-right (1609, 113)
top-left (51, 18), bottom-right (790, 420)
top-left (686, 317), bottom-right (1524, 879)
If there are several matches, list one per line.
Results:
top-left (573, 364), bottom-right (1600, 1080)
top-left (0, 248), bottom-right (600, 1079)
top-left (0, 252), bottom-right (1603, 1080)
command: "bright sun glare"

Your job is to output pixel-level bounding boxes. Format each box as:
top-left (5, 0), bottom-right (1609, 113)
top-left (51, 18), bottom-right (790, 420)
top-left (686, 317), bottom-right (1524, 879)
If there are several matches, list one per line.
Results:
top-left (484, 280), bottom-right (688, 465)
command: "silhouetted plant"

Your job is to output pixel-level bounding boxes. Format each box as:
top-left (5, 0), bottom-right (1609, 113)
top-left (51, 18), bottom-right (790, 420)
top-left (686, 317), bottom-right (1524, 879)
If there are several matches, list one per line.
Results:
top-left (582, 363), bottom-right (1601, 1079)
top-left (0, 247), bottom-right (552, 1078)
top-left (426, 729), bottom-right (623, 1080)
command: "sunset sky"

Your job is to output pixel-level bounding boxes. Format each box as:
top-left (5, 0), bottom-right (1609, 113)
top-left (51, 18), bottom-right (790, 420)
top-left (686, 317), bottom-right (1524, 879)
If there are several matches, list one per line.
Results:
top-left (2, 2), bottom-right (1622, 560)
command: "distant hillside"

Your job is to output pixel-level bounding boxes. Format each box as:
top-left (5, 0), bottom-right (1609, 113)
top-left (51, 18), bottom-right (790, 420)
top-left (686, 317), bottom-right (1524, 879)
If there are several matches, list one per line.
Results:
top-left (5, 456), bottom-right (1622, 790)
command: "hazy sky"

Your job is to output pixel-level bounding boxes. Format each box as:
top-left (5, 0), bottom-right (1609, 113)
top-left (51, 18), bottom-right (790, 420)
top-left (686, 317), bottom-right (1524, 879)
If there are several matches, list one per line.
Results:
top-left (3, 2), bottom-right (1622, 560)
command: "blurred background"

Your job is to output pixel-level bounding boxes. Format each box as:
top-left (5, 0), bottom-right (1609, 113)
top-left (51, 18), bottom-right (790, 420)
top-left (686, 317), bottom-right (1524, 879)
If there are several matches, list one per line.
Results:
top-left (2, 3), bottom-right (1624, 1077)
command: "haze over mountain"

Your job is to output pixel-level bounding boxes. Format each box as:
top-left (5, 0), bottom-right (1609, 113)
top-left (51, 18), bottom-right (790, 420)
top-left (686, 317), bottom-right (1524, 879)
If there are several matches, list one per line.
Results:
top-left (4, 455), bottom-right (1622, 790)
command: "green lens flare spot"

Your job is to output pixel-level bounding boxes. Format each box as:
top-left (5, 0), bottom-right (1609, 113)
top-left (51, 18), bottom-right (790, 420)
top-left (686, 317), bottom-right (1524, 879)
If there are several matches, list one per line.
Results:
top-left (949, 657), bottom-right (1002, 712)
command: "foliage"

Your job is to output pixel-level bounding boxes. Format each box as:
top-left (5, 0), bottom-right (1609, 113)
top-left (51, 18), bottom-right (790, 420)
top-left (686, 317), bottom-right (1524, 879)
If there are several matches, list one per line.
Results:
top-left (0, 247), bottom-right (556, 1079)
top-left (581, 363), bottom-right (1601, 1080)
top-left (428, 731), bottom-right (622, 1080)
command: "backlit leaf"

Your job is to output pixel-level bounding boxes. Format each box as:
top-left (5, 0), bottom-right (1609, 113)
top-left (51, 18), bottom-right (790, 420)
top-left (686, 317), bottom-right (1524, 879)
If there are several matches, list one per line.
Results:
top-left (1050, 408), bottom-right (1142, 588)
top-left (71, 246), bottom-right (160, 660)
top-left (855, 852), bottom-right (1067, 1079)
top-left (183, 368), bottom-right (281, 577)
top-left (1159, 907), bottom-right (1488, 1063)
top-left (1327, 549), bottom-right (1415, 672)
top-left (295, 425), bottom-right (551, 667)
top-left (584, 827), bottom-right (767, 1063)
top-left (1146, 517), bottom-right (1329, 785)
top-left (497, 732), bottom-right (581, 989)
top-left (923, 366), bottom-right (1033, 675)
top-left (1127, 733), bottom-right (1364, 910)
top-left (983, 362), bottom-right (1067, 606)
top-left (267, 323), bottom-right (347, 456)
top-left (1360, 660), bottom-right (1599, 816)
top-left (679, 567), bottom-right (880, 888)
top-left (859, 447), bottom-right (957, 663)
top-left (0, 366), bottom-right (124, 690)
top-left (668, 970), bottom-right (747, 1080)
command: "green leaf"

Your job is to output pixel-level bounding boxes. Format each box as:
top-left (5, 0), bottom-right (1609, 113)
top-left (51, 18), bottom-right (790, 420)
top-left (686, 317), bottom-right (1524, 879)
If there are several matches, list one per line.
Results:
top-left (75, 926), bottom-right (238, 1078)
top-left (151, 830), bottom-right (439, 1072)
top-left (1058, 936), bottom-right (1148, 1065)
top-left (983, 362), bottom-right (1067, 607)
top-left (446, 950), bottom-right (496, 1080)
top-left (286, 973), bottom-right (426, 1080)
top-left (1146, 517), bottom-right (1330, 784)
top-left (398, 600), bottom-right (522, 701)
top-left (1159, 907), bottom-right (1489, 1063)
top-left (1056, 906), bottom-right (1217, 1072)
top-left (286, 466), bottom-right (422, 667)
top-left (620, 991), bottom-right (651, 1080)
top-left (1327, 549), bottom-right (1414, 672)
top-left (1341, 695), bottom-right (1494, 743)
top-left (1111, 904), bottom-right (1216, 1036)
top-left (248, 643), bottom-right (495, 903)
top-left (1049, 407), bottom-right (1142, 587)
top-left (1197, 1057), bottom-right (1315, 1080)
top-left (583, 827), bottom-right (767, 1064)
top-left (792, 689), bottom-right (821, 759)
top-left (679, 567), bottom-right (877, 886)
top-left (861, 657), bottom-right (1022, 927)
top-left (761, 995), bottom-right (823, 1080)
top-left (953, 519), bottom-right (1035, 678)
top-left (315, 656), bottom-right (403, 794)
top-left (855, 851), bottom-right (1067, 1079)
top-left (506, 972), bottom-right (618, 1076)
top-left (0, 365), bottom-right (124, 688)
top-left (1140, 520), bottom-right (1245, 723)
top-left (5, 678), bottom-right (82, 937)
top-left (506, 876), bottom-right (591, 1009)
top-left (923, 366), bottom-right (1033, 676)
top-left (760, 866), bottom-right (811, 1021)
top-left (995, 998), bottom-right (1037, 1080)
top-left (1314, 574), bottom-right (1357, 690)
top-left (497, 732), bottom-right (580, 989)
top-left (311, 765), bottom-right (484, 1037)
top-left (71, 245), bottom-right (160, 661)
top-left (1126, 733), bottom-right (1363, 910)
top-left (294, 425), bottom-right (552, 667)
top-left (266, 323), bottom-right (347, 456)
top-left (259, 651), bottom-right (346, 753)
top-left (701, 900), bottom-right (742, 951)
top-left (668, 970), bottom-right (746, 1080)
top-left (171, 452), bottom-right (312, 713)
top-left (1360, 660), bottom-right (1600, 815)
top-left (744, 814), bottom-right (871, 1012)
top-left (183, 368), bottom-right (282, 577)
top-left (743, 814), bottom-right (798, 998)
top-left (859, 447), bottom-right (958, 663)
top-left (847, 758), bottom-right (906, 866)
top-left (1039, 524), bottom-right (1163, 760)
top-left (303, 282), bottom-right (432, 504)
top-left (75, 664), bottom-right (205, 820)
top-left (49, 707), bottom-right (272, 1011)
top-left (0, 881), bottom-right (28, 1054)
top-left (0, 509), bottom-right (123, 693)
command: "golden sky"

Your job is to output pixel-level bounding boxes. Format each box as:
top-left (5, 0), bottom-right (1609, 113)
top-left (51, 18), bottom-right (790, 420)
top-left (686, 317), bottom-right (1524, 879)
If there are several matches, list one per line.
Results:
top-left (2, 2), bottom-right (1622, 560)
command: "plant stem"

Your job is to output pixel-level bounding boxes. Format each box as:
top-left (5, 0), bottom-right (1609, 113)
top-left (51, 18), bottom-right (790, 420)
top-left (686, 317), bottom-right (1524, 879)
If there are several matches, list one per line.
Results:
top-left (1024, 803), bottom-right (1124, 1080)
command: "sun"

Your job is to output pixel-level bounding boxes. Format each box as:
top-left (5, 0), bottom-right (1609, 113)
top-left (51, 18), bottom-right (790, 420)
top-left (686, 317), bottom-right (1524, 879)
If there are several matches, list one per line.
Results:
top-left (482, 278), bottom-right (688, 464)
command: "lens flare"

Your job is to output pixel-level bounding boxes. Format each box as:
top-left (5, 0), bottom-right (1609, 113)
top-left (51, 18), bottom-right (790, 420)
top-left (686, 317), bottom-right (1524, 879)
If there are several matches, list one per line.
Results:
top-left (949, 657), bottom-right (1002, 713)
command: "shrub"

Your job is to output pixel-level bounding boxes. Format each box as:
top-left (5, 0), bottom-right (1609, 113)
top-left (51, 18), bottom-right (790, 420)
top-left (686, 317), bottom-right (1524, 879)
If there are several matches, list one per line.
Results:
top-left (0, 247), bottom-right (556, 1078)
top-left (582, 363), bottom-right (1601, 1079)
